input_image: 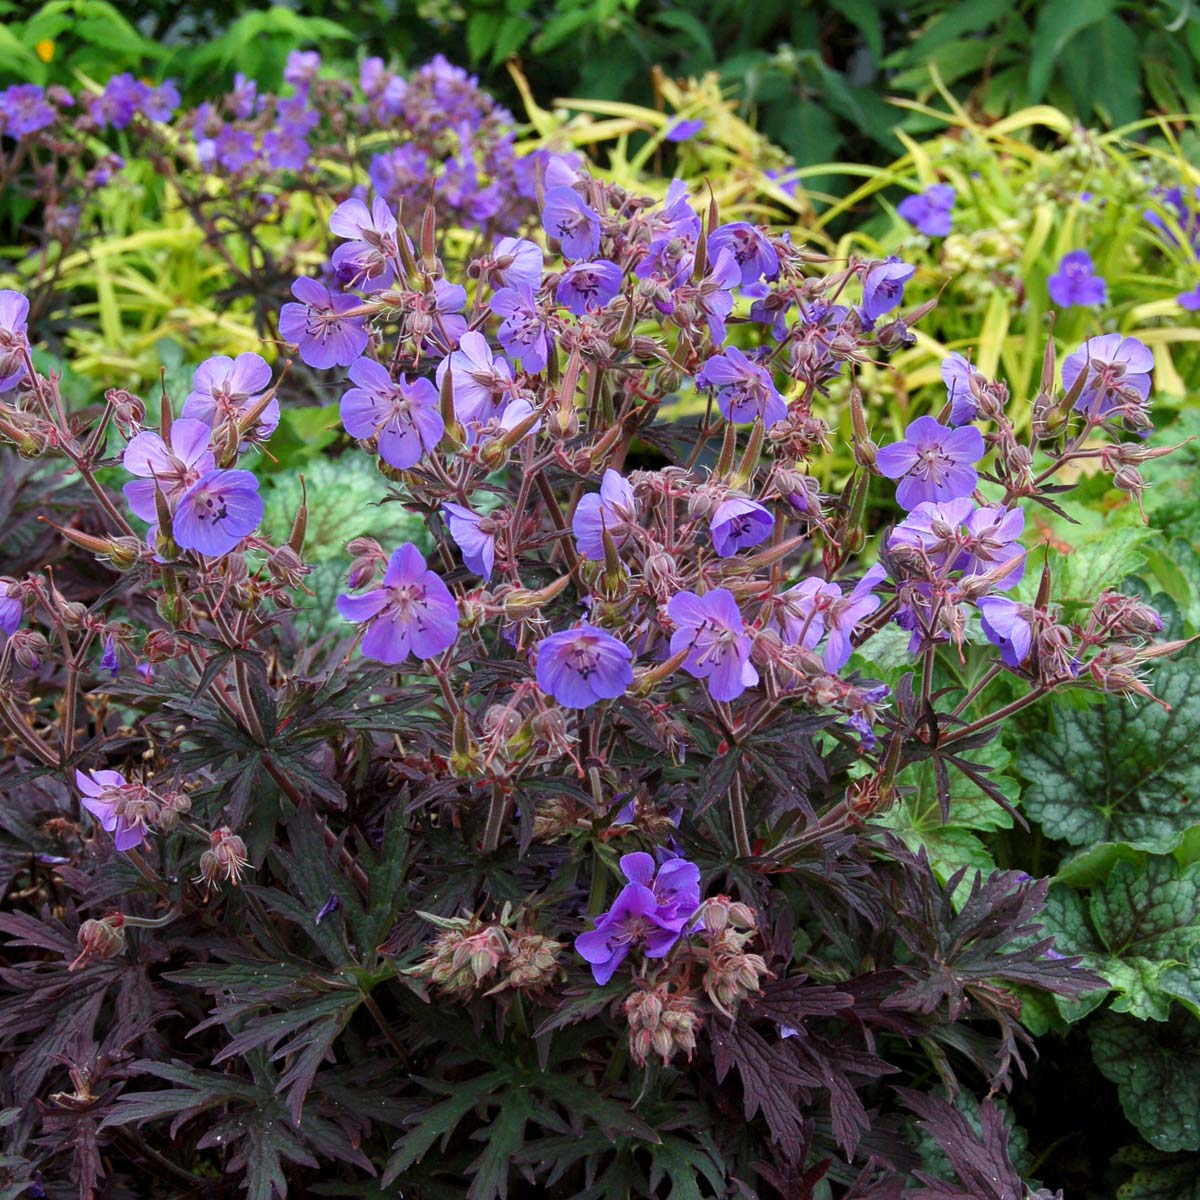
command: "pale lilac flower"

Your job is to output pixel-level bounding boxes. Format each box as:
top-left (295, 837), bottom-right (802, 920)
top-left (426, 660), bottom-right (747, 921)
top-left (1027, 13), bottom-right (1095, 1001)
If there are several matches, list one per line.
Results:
top-left (1048, 251), bottom-right (1107, 308)
top-left (284, 50), bottom-right (321, 91)
top-left (707, 222), bottom-right (778, 285)
top-left (435, 331), bottom-right (514, 430)
top-left (76, 768), bottom-right (152, 852)
top-left (710, 497), bottom-right (773, 557)
top-left (774, 578), bottom-right (839, 650)
top-left (0, 586), bottom-right (21, 638)
top-left (424, 279), bottom-right (469, 355)
top-left (861, 257), bottom-right (915, 321)
top-left (668, 589), bottom-right (758, 702)
top-left (173, 469), bottom-right (263, 558)
top-left (278, 277), bottom-right (369, 369)
top-left (340, 358), bottom-right (443, 469)
top-left (874, 417), bottom-right (984, 510)
top-left (665, 117), bottom-right (704, 142)
top-left (182, 352), bottom-right (278, 438)
top-left (897, 184), bottom-right (955, 236)
top-left (442, 502), bottom-right (494, 580)
top-left (978, 597), bottom-right (1032, 667)
top-left (941, 353), bottom-right (986, 425)
top-left (820, 566), bottom-right (886, 671)
top-left (497, 396), bottom-right (541, 441)
top-left (230, 72), bottom-right (257, 119)
top-left (337, 543), bottom-right (460, 664)
top-left (329, 196), bottom-right (403, 292)
top-left (1061, 334), bottom-right (1153, 419)
top-left (541, 186), bottom-right (600, 259)
top-left (535, 624), bottom-right (634, 710)
top-left (491, 286), bottom-right (550, 370)
top-left (696, 250), bottom-right (741, 343)
top-left (0, 289), bottom-right (30, 393)
top-left (489, 236), bottom-right (543, 290)
top-left (696, 346), bottom-right (787, 426)
top-left (1177, 283), bottom-right (1200, 310)
top-left (556, 260), bottom-right (622, 315)
top-left (122, 417), bottom-right (215, 523)
top-left (573, 469), bottom-right (637, 560)
top-left (0, 84), bottom-right (55, 137)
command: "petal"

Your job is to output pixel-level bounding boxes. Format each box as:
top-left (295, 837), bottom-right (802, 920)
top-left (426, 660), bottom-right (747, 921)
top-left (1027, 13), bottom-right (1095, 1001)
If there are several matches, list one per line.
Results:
top-left (383, 543), bottom-right (427, 586)
top-left (873, 441), bottom-right (919, 480)
top-left (337, 589), bottom-right (390, 623)
top-left (619, 852), bottom-right (656, 886)
top-left (361, 610), bottom-right (412, 664)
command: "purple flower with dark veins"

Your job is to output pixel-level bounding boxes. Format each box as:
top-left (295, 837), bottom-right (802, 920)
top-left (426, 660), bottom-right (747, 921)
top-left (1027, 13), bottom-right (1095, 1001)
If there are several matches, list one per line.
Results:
top-left (773, 577), bottom-right (838, 650)
top-left (694, 249), bottom-right (741, 343)
top-left (573, 468), bottom-right (637, 560)
top-left (491, 285), bottom-right (550, 371)
top-left (978, 597), bottom-right (1033, 667)
top-left (442, 502), bottom-right (495, 580)
top-left (435, 331), bottom-right (515, 431)
top-left (535, 624), bottom-right (634, 710)
top-left (340, 358), bottom-right (443, 469)
top-left (1061, 334), bottom-right (1153, 420)
top-left (707, 222), bottom-right (778, 285)
top-left (819, 566), bottom-right (886, 671)
top-left (1048, 251), bottom-right (1107, 308)
top-left (329, 196), bottom-right (405, 293)
top-left (76, 769), bottom-right (154, 852)
top-left (541, 186), bottom-right (601, 260)
top-left (861, 257), bottom-right (916, 321)
top-left (278, 277), bottom-right (369, 369)
top-left (556, 260), bottom-right (622, 316)
top-left (941, 352), bottom-right (988, 425)
top-left (489, 236), bottom-right (544, 290)
top-left (0, 289), bottom-right (30, 393)
top-left (897, 184), bottom-right (955, 236)
top-left (668, 588), bottom-right (758, 702)
top-left (874, 416), bottom-right (984, 510)
top-left (173, 469), bottom-right (263, 558)
top-left (337, 543), bottom-right (460, 664)
top-left (696, 346), bottom-right (787, 427)
top-left (710, 497), bottom-right (773, 557)
top-left (182, 352), bottom-right (278, 439)
top-left (122, 417), bottom-right (215, 524)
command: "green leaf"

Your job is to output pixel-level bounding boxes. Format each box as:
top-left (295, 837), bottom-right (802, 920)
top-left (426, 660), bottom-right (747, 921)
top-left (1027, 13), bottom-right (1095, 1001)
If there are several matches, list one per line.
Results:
top-left (827, 0), bottom-right (883, 61)
top-left (1052, 525), bottom-right (1154, 607)
top-left (1020, 659), bottom-right (1200, 852)
top-left (1110, 1145), bottom-right (1200, 1200)
top-left (1091, 1008), bottom-right (1200, 1152)
top-left (1028, 0), bottom-right (1114, 101)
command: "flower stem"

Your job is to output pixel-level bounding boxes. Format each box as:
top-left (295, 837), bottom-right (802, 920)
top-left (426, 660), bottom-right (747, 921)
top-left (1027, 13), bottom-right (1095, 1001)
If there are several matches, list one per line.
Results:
top-left (730, 773), bottom-right (752, 859)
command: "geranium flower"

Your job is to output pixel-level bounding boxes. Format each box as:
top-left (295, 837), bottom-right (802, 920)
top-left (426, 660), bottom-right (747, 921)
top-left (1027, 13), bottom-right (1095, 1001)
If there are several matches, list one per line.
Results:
top-left (556, 260), bottom-right (622, 315)
top-left (668, 588), bottom-right (758, 702)
top-left (182, 352), bottom-right (278, 439)
top-left (434, 331), bottom-right (514, 431)
top-left (1061, 334), bottom-right (1153, 420)
top-left (122, 417), bottom-right (215, 524)
top-left (707, 222), bottom-right (778, 284)
top-left (278, 277), bottom-right (369, 369)
top-left (978, 597), bottom-right (1033, 667)
top-left (535, 624), bottom-right (634, 709)
top-left (572, 469), bottom-right (637, 561)
top-left (541, 186), bottom-right (600, 259)
top-left (0, 289), bottom-right (30, 393)
top-left (940, 353), bottom-right (987, 425)
top-left (696, 346), bottom-right (787, 427)
top-left (0, 84), bottom-right (55, 137)
top-left (329, 196), bottom-right (404, 293)
top-left (695, 250), bottom-right (741, 343)
top-left (173, 469), bottom-right (263, 558)
top-left (490, 285), bottom-right (551, 370)
top-left (489, 236), bottom-right (543, 290)
top-left (897, 184), bottom-right (955, 236)
top-left (340, 358), bottom-right (443, 469)
top-left (76, 768), bottom-right (155, 852)
top-left (337, 543), bottom-right (460, 664)
top-left (861, 256), bottom-right (915, 321)
top-left (874, 416), bottom-right (984, 510)
top-left (710, 497), bottom-right (773, 557)
top-left (1047, 251), bottom-right (1107, 308)
top-left (442, 502), bottom-right (495, 580)
top-left (0, 584), bottom-right (21, 638)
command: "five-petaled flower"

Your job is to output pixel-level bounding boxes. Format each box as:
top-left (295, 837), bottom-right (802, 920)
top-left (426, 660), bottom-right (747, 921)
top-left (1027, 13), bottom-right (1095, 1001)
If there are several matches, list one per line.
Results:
top-left (183, 352), bottom-right (278, 439)
top-left (122, 417), bottom-right (216, 526)
top-left (541, 186), bottom-right (601, 259)
top-left (710, 496), bottom-right (773, 557)
top-left (861, 256), bottom-right (916, 321)
top-left (696, 346), bottom-right (788, 427)
top-left (278, 277), bottom-right (369, 369)
top-left (340, 357), bottom-right (444, 469)
top-left (76, 768), bottom-right (156, 852)
top-left (535, 623), bottom-right (634, 709)
top-left (573, 469), bottom-right (637, 561)
top-left (1048, 251), bottom-right (1107, 309)
top-left (707, 222), bottom-right (779, 285)
top-left (442, 502), bottom-right (495, 580)
top-left (897, 184), bottom-right (955, 237)
top-left (1061, 333), bottom-right (1153, 420)
top-left (668, 588), bottom-right (758, 702)
top-left (173, 468), bottom-right (264, 557)
top-left (874, 416), bottom-right (985, 511)
top-left (556, 260), bottom-right (622, 316)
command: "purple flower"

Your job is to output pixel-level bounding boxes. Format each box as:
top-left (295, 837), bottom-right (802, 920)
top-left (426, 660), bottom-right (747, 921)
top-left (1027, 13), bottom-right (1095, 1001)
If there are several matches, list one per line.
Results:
top-left (329, 196), bottom-right (402, 293)
top-left (0, 587), bottom-right (22, 637)
top-left (1177, 283), bottom-right (1200, 310)
top-left (874, 416), bottom-right (984, 511)
top-left (668, 588), bottom-right (758, 702)
top-left (978, 597), bottom-right (1032, 667)
top-left (1048, 251), bottom-right (1107, 308)
top-left (213, 126), bottom-right (257, 174)
top-left (442, 502), bottom-right (495, 580)
top-left (284, 50), bottom-right (321, 91)
top-left (897, 184), bottom-right (955, 237)
top-left (122, 417), bottom-right (215, 524)
top-left (173, 469), bottom-right (263, 558)
top-left (707, 222), bottom-right (778, 285)
top-left (99, 635), bottom-right (120, 678)
top-left (0, 289), bottom-right (29, 393)
top-left (435, 331), bottom-right (515, 431)
top-left (88, 74), bottom-right (149, 130)
top-left (861, 257), bottom-right (915, 321)
top-left (424, 280), bottom-right (469, 356)
top-left (941, 353), bottom-right (986, 425)
top-left (337, 543), bottom-right (459, 664)
top-left (765, 168), bottom-right (799, 199)
top-left (231, 72), bottom-right (258, 119)
top-left (535, 624), bottom-right (634, 709)
top-left (696, 250), bottom-right (741, 343)
top-left (710, 497), bottom-right (773, 557)
top-left (573, 469), bottom-right (637, 561)
top-left (665, 117), bottom-right (704, 142)
top-left (279, 277), bottom-right (369, 369)
top-left (774, 577), bottom-right (838, 650)
top-left (819, 566), bottom-right (886, 671)
top-left (542, 186), bottom-right (601, 260)
top-left (696, 346), bottom-right (787, 427)
top-left (0, 85), bottom-right (55, 137)
top-left (491, 286), bottom-right (550, 371)
top-left (556, 260), bottom-right (622, 316)
top-left (489, 236), bottom-right (543, 290)
top-left (76, 769), bottom-right (151, 852)
top-left (340, 358), bottom-right (443, 469)
top-left (182, 352), bottom-right (278, 438)
top-left (1061, 334), bottom-right (1153, 419)
top-left (889, 498), bottom-right (1022, 589)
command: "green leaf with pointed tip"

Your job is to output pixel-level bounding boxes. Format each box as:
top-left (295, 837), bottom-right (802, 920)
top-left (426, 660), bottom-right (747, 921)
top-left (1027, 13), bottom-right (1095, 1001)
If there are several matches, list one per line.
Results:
top-left (1091, 1009), bottom-right (1200, 1152)
top-left (1020, 660), bottom-right (1200, 852)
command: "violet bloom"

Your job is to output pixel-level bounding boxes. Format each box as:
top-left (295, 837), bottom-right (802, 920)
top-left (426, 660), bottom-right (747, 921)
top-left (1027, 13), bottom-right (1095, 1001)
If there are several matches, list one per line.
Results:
top-left (0, 289), bottom-right (29, 393)
top-left (329, 196), bottom-right (402, 293)
top-left (820, 566), bottom-right (886, 671)
top-left (424, 279), bottom-right (469, 356)
top-left (182, 352), bottom-right (278, 439)
top-left (541, 186), bottom-right (600, 259)
top-left (897, 184), bottom-right (955, 237)
top-left (978, 597), bottom-right (1032, 667)
top-left (0, 588), bottom-right (21, 638)
top-left (573, 469), bottom-right (637, 561)
top-left (665, 117), bottom-right (704, 142)
top-left (1048, 251), bottom-right (1107, 308)
top-left (696, 250), bottom-right (741, 343)
top-left (668, 588), bottom-right (758, 702)
top-left (337, 543), bottom-right (459, 664)
top-left (99, 635), bottom-right (120, 678)
top-left (774, 577), bottom-right (838, 650)
top-left (442, 502), bottom-right (494, 580)
top-left (961, 504), bottom-right (1025, 589)
top-left (710, 497), bottom-right (773, 557)
top-left (76, 769), bottom-right (152, 852)
top-left (340, 358), bottom-right (443, 470)
top-left (1177, 284), bottom-right (1200, 310)
top-left (278, 277), bottom-right (369, 369)
top-left (173, 469), bottom-right (263, 557)
top-left (620, 852), bottom-right (701, 925)
top-left (435, 331), bottom-right (515, 430)
top-left (284, 50), bottom-right (321, 91)
top-left (1061, 334), bottom-right (1153, 420)
top-left (574, 884), bottom-right (676, 985)
top-left (556, 260), bottom-right (622, 316)
top-left (535, 624), bottom-right (634, 710)
top-left (861, 257), bottom-right (915, 321)
top-left (0, 84), bottom-right (55, 137)
top-left (707, 222), bottom-right (778, 285)
top-left (696, 346), bottom-right (787, 427)
top-left (489, 236), bottom-right (543, 290)
top-left (941, 352), bottom-right (986, 425)
top-left (874, 416), bottom-right (984, 511)
top-left (122, 417), bottom-right (215, 523)
top-left (491, 286), bottom-right (550, 371)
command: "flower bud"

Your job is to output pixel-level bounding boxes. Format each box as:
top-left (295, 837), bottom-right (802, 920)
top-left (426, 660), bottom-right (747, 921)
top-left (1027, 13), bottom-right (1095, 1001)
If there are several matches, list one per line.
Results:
top-left (70, 914), bottom-right (125, 971)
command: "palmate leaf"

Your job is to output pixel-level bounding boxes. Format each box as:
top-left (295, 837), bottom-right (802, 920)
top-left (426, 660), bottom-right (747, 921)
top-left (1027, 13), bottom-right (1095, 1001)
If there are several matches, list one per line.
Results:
top-left (1020, 658), bottom-right (1200, 853)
